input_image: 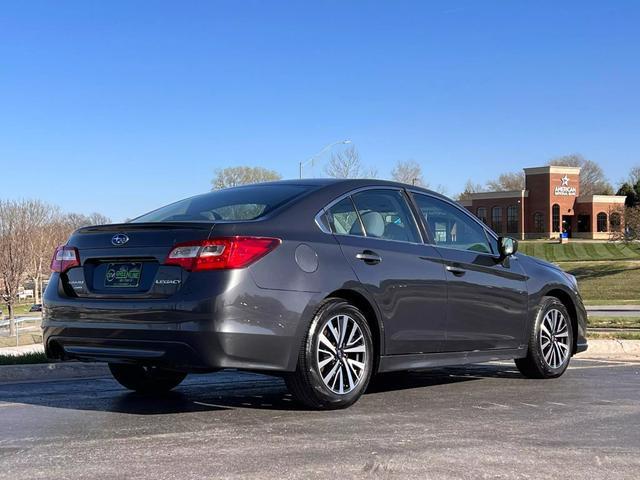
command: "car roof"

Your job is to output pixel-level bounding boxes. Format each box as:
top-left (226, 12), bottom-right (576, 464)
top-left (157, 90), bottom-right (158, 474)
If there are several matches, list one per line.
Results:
top-left (256, 178), bottom-right (443, 197)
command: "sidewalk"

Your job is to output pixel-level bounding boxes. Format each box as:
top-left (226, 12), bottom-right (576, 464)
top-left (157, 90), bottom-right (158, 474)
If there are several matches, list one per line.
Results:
top-left (586, 305), bottom-right (640, 311)
top-left (576, 339), bottom-right (640, 362)
top-left (0, 344), bottom-right (44, 356)
top-left (586, 305), bottom-right (640, 317)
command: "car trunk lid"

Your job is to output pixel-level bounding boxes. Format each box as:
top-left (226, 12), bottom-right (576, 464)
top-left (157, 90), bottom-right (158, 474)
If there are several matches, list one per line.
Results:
top-left (62, 222), bottom-right (214, 298)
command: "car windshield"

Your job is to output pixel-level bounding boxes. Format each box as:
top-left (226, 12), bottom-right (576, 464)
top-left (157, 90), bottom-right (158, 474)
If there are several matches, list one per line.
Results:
top-left (131, 184), bottom-right (309, 223)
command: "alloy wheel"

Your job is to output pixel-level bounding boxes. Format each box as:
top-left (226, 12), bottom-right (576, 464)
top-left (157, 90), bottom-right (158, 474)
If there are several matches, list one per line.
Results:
top-left (539, 308), bottom-right (570, 369)
top-left (316, 314), bottom-right (367, 394)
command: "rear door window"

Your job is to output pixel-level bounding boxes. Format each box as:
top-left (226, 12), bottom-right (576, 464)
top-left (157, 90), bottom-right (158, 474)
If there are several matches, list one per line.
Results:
top-left (351, 190), bottom-right (420, 243)
top-left (326, 197), bottom-right (364, 236)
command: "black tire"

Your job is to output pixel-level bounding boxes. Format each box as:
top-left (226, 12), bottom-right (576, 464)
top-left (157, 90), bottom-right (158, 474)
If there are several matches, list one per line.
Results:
top-left (285, 298), bottom-right (374, 410)
top-left (108, 364), bottom-right (187, 393)
top-left (515, 296), bottom-right (574, 379)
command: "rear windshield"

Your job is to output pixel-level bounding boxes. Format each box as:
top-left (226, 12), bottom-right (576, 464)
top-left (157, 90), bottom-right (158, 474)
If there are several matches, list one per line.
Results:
top-left (131, 184), bottom-right (308, 223)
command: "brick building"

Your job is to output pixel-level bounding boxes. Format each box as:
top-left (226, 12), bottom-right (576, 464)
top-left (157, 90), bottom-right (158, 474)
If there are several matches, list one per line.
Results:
top-left (460, 166), bottom-right (626, 239)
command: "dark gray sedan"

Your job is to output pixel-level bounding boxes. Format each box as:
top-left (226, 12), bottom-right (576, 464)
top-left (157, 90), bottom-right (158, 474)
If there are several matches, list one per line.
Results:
top-left (43, 179), bottom-right (587, 409)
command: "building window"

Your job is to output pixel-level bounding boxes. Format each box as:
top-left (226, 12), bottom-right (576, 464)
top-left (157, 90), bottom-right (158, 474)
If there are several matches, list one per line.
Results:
top-left (476, 207), bottom-right (487, 224)
top-left (507, 205), bottom-right (518, 233)
top-left (533, 212), bottom-right (545, 233)
top-left (552, 204), bottom-right (560, 232)
top-left (491, 206), bottom-right (502, 233)
top-left (610, 212), bottom-right (622, 232)
top-left (597, 212), bottom-right (608, 232)
top-left (577, 215), bottom-right (590, 233)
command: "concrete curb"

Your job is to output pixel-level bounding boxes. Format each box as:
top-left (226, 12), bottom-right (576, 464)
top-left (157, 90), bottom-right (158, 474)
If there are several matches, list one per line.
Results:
top-left (586, 305), bottom-right (640, 312)
top-left (0, 362), bottom-right (110, 384)
top-left (576, 339), bottom-right (640, 361)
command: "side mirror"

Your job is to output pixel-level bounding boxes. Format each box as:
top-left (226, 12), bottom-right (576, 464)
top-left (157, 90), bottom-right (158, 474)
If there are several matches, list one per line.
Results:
top-left (498, 236), bottom-right (518, 260)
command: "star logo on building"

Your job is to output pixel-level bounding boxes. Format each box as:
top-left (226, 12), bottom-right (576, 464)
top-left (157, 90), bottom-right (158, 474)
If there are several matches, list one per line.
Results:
top-left (561, 175), bottom-right (570, 186)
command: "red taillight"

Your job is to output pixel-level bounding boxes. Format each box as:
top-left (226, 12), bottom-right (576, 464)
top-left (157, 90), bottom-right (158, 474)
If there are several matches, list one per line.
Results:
top-left (165, 237), bottom-right (281, 271)
top-left (50, 246), bottom-right (80, 273)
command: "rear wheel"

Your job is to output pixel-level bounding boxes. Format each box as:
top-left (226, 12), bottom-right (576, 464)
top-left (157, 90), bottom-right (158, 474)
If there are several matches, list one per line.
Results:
top-left (285, 299), bottom-right (374, 409)
top-left (108, 364), bottom-right (187, 393)
top-left (516, 296), bottom-right (573, 379)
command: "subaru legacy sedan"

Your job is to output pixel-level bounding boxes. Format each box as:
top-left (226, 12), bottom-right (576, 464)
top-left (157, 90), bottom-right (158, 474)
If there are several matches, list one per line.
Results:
top-left (43, 179), bottom-right (587, 409)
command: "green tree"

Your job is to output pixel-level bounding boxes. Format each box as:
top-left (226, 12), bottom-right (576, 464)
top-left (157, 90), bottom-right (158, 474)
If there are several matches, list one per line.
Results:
top-left (617, 181), bottom-right (640, 207)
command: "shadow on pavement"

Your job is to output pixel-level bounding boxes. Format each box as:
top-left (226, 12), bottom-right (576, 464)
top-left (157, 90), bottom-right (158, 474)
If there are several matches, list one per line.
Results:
top-left (0, 364), bottom-right (524, 415)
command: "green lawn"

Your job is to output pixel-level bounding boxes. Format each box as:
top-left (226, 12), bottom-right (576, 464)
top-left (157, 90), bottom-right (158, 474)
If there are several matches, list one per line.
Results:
top-left (0, 303), bottom-right (39, 317)
top-left (518, 241), bottom-right (640, 263)
top-left (587, 316), bottom-right (640, 329)
top-left (587, 331), bottom-right (640, 340)
top-left (0, 351), bottom-right (49, 365)
top-left (560, 261), bottom-right (640, 305)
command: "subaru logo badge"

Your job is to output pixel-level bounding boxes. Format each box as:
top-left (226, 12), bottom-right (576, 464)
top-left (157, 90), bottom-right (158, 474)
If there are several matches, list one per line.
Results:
top-left (111, 234), bottom-right (129, 246)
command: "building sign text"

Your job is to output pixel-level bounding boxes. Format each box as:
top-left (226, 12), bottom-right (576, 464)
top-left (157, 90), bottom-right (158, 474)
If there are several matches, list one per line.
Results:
top-left (554, 175), bottom-right (576, 196)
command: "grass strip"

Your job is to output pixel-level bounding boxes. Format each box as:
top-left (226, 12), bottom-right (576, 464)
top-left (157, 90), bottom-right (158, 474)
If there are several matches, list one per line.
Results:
top-left (587, 332), bottom-right (640, 340)
top-left (0, 351), bottom-right (50, 365)
top-left (587, 317), bottom-right (640, 329)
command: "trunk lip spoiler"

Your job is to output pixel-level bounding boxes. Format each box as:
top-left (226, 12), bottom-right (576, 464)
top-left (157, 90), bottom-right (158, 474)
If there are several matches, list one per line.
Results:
top-left (76, 222), bottom-right (216, 234)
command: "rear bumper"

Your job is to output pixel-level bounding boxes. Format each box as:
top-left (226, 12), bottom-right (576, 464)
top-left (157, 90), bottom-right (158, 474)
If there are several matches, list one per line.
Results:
top-left (42, 272), bottom-right (320, 373)
top-left (43, 322), bottom-right (300, 373)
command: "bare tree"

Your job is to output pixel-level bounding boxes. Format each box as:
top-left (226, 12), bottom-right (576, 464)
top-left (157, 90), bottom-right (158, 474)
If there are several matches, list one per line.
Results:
top-left (628, 165), bottom-right (640, 186)
top-left (87, 212), bottom-right (111, 225)
top-left (391, 160), bottom-right (426, 186)
top-left (362, 166), bottom-right (379, 179)
top-left (433, 184), bottom-right (448, 195)
top-left (211, 166), bottom-right (281, 190)
top-left (609, 206), bottom-right (640, 244)
top-left (457, 180), bottom-right (485, 200)
top-left (548, 154), bottom-right (613, 195)
top-left (486, 171), bottom-right (525, 191)
top-left (24, 201), bottom-right (61, 306)
top-left (0, 200), bottom-right (32, 334)
top-left (324, 146), bottom-right (364, 179)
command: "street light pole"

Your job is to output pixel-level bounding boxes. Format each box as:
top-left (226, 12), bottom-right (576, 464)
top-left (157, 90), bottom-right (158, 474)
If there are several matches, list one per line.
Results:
top-left (299, 139), bottom-right (352, 179)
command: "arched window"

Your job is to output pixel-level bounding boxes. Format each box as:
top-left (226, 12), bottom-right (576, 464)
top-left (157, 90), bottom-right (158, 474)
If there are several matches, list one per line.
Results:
top-left (597, 212), bottom-right (608, 232)
top-left (491, 206), bottom-right (502, 233)
top-left (507, 205), bottom-right (518, 233)
top-left (610, 212), bottom-right (622, 232)
top-left (534, 212), bottom-right (545, 233)
top-left (552, 204), bottom-right (560, 232)
top-left (476, 207), bottom-right (487, 224)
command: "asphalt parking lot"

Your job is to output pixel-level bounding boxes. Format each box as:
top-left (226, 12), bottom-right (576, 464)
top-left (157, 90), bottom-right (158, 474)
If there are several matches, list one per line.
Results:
top-left (0, 358), bottom-right (638, 480)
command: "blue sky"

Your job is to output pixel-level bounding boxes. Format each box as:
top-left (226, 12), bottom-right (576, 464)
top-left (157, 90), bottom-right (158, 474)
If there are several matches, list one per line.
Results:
top-left (1, 1), bottom-right (639, 222)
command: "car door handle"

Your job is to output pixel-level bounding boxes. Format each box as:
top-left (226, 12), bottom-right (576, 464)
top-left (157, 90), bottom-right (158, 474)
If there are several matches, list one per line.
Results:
top-left (356, 251), bottom-right (382, 264)
top-left (446, 265), bottom-right (466, 276)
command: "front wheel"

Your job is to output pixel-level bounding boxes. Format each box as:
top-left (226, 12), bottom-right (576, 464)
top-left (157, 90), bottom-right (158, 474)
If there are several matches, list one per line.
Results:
top-left (515, 296), bottom-right (574, 379)
top-left (109, 364), bottom-right (187, 393)
top-left (285, 299), bottom-right (374, 410)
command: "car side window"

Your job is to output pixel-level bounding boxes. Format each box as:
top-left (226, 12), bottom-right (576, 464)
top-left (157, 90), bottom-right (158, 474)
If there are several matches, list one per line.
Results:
top-left (412, 193), bottom-right (492, 254)
top-left (326, 197), bottom-right (364, 236)
top-left (351, 190), bottom-right (420, 243)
